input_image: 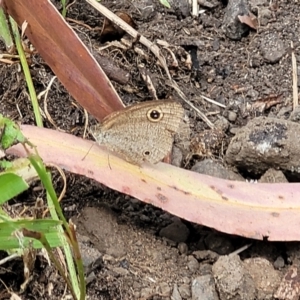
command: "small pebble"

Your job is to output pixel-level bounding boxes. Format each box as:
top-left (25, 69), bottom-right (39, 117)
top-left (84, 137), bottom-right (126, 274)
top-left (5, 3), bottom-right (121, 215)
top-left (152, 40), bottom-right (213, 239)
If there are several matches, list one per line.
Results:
top-left (187, 255), bottom-right (199, 273)
top-left (273, 256), bottom-right (285, 269)
top-left (158, 282), bottom-right (172, 297)
top-left (192, 275), bottom-right (219, 300)
top-left (192, 159), bottom-right (244, 181)
top-left (193, 250), bottom-right (219, 263)
top-left (172, 284), bottom-right (182, 300)
top-left (159, 282), bottom-right (172, 297)
top-left (260, 33), bottom-right (286, 63)
top-left (178, 242), bottom-right (189, 255)
top-left (111, 267), bottom-right (129, 276)
top-left (244, 257), bottom-right (281, 300)
top-left (289, 105), bottom-right (300, 123)
top-left (140, 288), bottom-right (155, 299)
top-left (227, 110), bottom-right (237, 122)
top-left (204, 233), bottom-right (234, 255)
top-left (159, 220), bottom-right (190, 243)
top-left (259, 8), bottom-right (273, 26)
top-left (212, 254), bottom-right (256, 300)
top-left (178, 283), bottom-right (191, 298)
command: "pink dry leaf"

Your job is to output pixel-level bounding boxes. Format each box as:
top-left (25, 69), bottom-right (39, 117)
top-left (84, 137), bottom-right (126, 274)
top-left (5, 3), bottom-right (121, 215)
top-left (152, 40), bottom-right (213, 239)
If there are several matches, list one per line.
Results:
top-left (7, 125), bottom-right (300, 242)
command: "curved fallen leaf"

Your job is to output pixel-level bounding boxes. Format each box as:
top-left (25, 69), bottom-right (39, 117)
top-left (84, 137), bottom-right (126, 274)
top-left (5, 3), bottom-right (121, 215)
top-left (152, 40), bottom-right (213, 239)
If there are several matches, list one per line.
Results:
top-left (7, 125), bottom-right (300, 241)
top-left (3, 0), bottom-right (124, 120)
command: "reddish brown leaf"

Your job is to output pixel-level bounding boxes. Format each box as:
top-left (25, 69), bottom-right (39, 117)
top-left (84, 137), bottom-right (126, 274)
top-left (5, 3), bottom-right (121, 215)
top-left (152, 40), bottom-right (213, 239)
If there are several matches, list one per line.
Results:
top-left (238, 13), bottom-right (259, 30)
top-left (100, 12), bottom-right (136, 43)
top-left (3, 0), bottom-right (124, 120)
top-left (249, 94), bottom-right (283, 113)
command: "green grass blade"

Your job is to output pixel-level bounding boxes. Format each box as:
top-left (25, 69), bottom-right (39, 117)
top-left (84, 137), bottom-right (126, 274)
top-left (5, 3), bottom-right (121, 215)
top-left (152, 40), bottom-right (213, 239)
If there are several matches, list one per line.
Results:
top-left (159, 0), bottom-right (171, 8)
top-left (0, 8), bottom-right (14, 50)
top-left (0, 218), bottom-right (64, 250)
top-left (0, 173), bottom-right (29, 204)
top-left (9, 18), bottom-right (43, 127)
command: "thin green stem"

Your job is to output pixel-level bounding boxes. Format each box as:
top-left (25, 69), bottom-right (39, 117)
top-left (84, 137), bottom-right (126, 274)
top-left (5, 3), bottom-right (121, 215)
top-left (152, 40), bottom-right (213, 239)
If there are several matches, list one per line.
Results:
top-left (0, 8), bottom-right (14, 50)
top-left (61, 0), bottom-right (67, 18)
top-left (10, 18), bottom-right (43, 127)
top-left (27, 152), bottom-right (84, 299)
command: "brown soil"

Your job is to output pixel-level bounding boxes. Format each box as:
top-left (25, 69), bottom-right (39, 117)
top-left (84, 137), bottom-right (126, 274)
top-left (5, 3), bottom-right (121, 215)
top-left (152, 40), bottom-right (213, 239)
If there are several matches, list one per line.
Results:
top-left (1, 0), bottom-right (300, 299)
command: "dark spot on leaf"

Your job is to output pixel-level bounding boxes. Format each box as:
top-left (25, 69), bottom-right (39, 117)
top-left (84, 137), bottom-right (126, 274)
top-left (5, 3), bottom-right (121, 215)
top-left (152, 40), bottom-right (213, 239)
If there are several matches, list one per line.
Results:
top-left (271, 212), bottom-right (280, 217)
top-left (156, 193), bottom-right (168, 203)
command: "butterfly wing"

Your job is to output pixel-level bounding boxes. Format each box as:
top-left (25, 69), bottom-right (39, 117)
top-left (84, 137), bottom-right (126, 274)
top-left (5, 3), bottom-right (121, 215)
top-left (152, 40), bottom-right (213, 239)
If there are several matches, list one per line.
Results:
top-left (101, 121), bottom-right (174, 164)
top-left (92, 100), bottom-right (184, 164)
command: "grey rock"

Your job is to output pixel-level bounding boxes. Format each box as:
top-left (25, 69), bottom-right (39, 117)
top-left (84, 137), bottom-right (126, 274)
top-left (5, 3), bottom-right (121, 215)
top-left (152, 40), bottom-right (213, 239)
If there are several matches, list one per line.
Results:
top-left (159, 282), bottom-right (172, 297)
top-left (212, 38), bottom-right (220, 51)
top-left (204, 233), bottom-right (235, 255)
top-left (187, 255), bottom-right (200, 273)
top-left (111, 266), bottom-right (129, 276)
top-left (169, 0), bottom-right (190, 18)
top-left (259, 8), bottom-right (273, 26)
top-left (139, 214), bottom-right (150, 222)
top-left (259, 168), bottom-right (288, 183)
top-left (228, 110), bottom-right (238, 122)
top-left (214, 116), bottom-right (230, 132)
top-left (244, 257), bottom-right (281, 300)
top-left (225, 116), bottom-right (300, 175)
top-left (249, 0), bottom-right (268, 7)
top-left (198, 0), bottom-right (219, 9)
top-left (192, 275), bottom-right (219, 300)
top-left (140, 287), bottom-right (155, 299)
top-left (223, 0), bottom-right (250, 40)
top-left (172, 145), bottom-right (184, 167)
top-left (86, 271), bottom-right (96, 285)
top-left (152, 250), bottom-right (165, 263)
top-left (77, 233), bottom-right (103, 276)
top-left (260, 33), bottom-right (286, 63)
top-left (178, 242), bottom-right (189, 255)
top-left (172, 284), bottom-right (182, 300)
top-left (134, 0), bottom-right (156, 21)
top-left (246, 88), bottom-right (260, 100)
top-left (273, 256), bottom-right (285, 269)
top-left (289, 105), bottom-right (300, 123)
top-left (274, 266), bottom-right (300, 300)
top-left (159, 220), bottom-right (190, 243)
top-left (199, 263), bottom-right (213, 275)
top-left (178, 283), bottom-right (191, 298)
top-left (191, 159), bottom-right (244, 181)
top-left (193, 250), bottom-right (219, 263)
top-left (277, 106), bottom-right (292, 119)
top-left (212, 254), bottom-right (256, 300)
top-left (182, 276), bottom-right (191, 284)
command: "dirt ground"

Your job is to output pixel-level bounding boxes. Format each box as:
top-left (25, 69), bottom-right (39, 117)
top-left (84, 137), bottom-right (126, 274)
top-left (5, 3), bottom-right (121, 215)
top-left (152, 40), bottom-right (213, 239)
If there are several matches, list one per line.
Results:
top-left (1, 0), bottom-right (300, 299)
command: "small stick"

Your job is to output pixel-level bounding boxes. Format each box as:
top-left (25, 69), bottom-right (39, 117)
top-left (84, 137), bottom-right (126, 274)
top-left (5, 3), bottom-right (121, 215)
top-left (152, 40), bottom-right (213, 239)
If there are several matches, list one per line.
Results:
top-left (85, 0), bottom-right (214, 128)
top-left (291, 41), bottom-right (298, 109)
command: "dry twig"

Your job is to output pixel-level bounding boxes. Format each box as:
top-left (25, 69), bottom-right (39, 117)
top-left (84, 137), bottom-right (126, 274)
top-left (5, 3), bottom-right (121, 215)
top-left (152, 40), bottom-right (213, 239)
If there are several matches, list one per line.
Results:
top-left (291, 41), bottom-right (298, 109)
top-left (85, 0), bottom-right (214, 128)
